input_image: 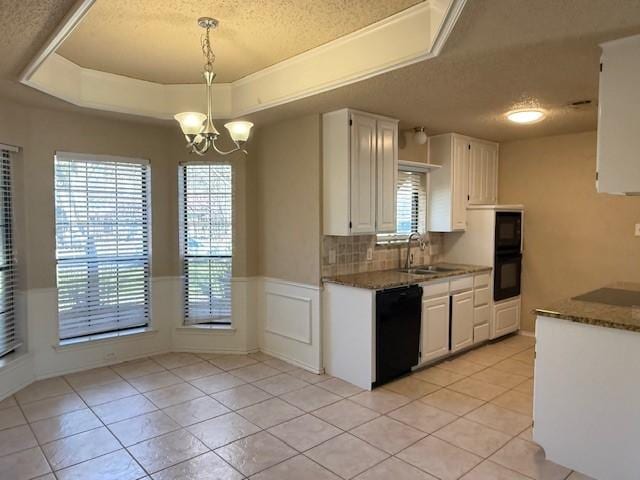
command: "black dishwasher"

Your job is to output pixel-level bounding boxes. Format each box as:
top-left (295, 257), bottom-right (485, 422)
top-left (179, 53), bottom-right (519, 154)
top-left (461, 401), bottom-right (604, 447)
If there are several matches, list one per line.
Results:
top-left (374, 285), bottom-right (422, 387)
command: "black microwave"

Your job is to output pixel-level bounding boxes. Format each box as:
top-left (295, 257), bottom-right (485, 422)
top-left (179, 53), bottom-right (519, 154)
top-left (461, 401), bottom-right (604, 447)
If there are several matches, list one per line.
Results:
top-left (495, 211), bottom-right (522, 254)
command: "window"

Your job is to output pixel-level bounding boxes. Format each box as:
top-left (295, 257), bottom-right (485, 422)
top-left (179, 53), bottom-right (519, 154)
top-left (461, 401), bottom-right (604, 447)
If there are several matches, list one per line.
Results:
top-left (179, 163), bottom-right (232, 326)
top-left (0, 149), bottom-right (17, 358)
top-left (54, 153), bottom-right (151, 341)
top-left (378, 169), bottom-right (428, 243)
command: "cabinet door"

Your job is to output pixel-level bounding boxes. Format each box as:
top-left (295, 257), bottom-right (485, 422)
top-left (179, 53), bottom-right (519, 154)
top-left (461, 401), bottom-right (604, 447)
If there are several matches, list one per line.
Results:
top-left (493, 298), bottom-right (521, 338)
top-left (350, 114), bottom-right (377, 233)
top-left (451, 290), bottom-right (473, 352)
top-left (376, 120), bottom-right (398, 233)
top-left (468, 141), bottom-right (498, 205)
top-left (451, 137), bottom-right (469, 230)
top-left (421, 295), bottom-right (450, 363)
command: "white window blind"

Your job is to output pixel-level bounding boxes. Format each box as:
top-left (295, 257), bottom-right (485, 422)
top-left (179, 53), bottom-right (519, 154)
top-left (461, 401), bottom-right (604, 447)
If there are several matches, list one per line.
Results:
top-left (54, 153), bottom-right (151, 340)
top-left (378, 169), bottom-right (428, 243)
top-left (0, 150), bottom-right (17, 357)
top-left (179, 163), bottom-right (232, 325)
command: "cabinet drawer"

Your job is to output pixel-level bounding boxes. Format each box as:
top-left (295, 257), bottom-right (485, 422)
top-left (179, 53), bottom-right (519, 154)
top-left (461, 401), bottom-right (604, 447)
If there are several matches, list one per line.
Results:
top-left (474, 273), bottom-right (490, 288)
top-left (450, 276), bottom-right (473, 293)
top-left (474, 286), bottom-right (490, 306)
top-left (474, 304), bottom-right (490, 326)
top-left (474, 323), bottom-right (490, 343)
top-left (422, 280), bottom-right (450, 298)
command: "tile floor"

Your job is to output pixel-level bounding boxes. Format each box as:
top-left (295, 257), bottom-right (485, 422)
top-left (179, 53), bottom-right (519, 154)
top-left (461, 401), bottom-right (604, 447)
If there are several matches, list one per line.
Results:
top-left (0, 334), bottom-right (595, 479)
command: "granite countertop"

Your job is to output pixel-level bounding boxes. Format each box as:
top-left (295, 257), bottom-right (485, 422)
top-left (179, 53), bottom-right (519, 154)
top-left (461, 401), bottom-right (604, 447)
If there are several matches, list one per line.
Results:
top-left (535, 282), bottom-right (640, 333)
top-left (322, 263), bottom-right (492, 290)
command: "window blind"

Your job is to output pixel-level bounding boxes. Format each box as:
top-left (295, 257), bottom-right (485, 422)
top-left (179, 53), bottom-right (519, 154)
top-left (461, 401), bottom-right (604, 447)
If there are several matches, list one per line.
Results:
top-left (0, 150), bottom-right (17, 357)
top-left (396, 170), bottom-right (427, 235)
top-left (54, 154), bottom-right (150, 340)
top-left (180, 163), bottom-right (232, 325)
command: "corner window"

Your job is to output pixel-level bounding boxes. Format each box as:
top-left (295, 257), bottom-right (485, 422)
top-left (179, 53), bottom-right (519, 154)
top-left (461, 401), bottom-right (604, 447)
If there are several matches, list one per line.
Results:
top-left (0, 149), bottom-right (17, 357)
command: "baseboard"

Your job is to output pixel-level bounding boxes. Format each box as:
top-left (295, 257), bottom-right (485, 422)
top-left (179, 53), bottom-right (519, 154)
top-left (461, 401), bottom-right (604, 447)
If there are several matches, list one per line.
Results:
top-left (518, 329), bottom-right (535, 337)
top-left (260, 346), bottom-right (323, 374)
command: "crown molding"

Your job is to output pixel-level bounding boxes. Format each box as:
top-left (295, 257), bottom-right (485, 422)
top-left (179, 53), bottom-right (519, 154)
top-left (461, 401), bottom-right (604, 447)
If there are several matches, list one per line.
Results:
top-left (20, 0), bottom-right (466, 120)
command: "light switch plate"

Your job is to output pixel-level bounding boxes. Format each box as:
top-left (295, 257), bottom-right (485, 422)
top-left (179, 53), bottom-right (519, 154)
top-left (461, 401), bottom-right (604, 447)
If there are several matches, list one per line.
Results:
top-left (635, 224), bottom-right (640, 237)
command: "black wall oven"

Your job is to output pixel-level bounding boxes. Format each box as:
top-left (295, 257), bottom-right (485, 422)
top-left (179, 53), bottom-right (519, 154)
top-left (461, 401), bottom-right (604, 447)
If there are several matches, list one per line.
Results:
top-left (494, 211), bottom-right (523, 301)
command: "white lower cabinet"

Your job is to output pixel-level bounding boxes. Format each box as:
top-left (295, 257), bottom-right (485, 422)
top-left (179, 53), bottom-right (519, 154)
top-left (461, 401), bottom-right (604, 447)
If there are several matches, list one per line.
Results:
top-left (493, 297), bottom-right (521, 338)
top-left (451, 290), bottom-right (474, 352)
top-left (420, 295), bottom-right (450, 363)
top-left (473, 323), bottom-right (490, 343)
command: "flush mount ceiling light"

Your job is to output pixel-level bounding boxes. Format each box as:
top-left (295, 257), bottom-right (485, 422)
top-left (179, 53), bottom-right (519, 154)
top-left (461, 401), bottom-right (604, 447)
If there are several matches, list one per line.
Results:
top-left (506, 109), bottom-right (546, 124)
top-left (413, 127), bottom-right (428, 145)
top-left (174, 17), bottom-right (253, 156)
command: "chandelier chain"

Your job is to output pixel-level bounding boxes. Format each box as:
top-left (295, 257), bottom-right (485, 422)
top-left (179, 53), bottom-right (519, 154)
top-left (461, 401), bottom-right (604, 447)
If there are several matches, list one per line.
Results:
top-left (201, 25), bottom-right (216, 73)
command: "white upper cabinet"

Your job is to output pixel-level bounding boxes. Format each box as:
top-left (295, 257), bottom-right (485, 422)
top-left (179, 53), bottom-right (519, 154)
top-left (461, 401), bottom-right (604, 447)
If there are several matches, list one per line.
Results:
top-left (468, 140), bottom-right (498, 205)
top-left (597, 34), bottom-right (640, 195)
top-left (323, 109), bottom-right (399, 235)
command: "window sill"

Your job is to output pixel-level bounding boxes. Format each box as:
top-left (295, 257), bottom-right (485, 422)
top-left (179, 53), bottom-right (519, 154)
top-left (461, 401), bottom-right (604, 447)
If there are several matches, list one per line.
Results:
top-left (175, 324), bottom-right (236, 335)
top-left (0, 350), bottom-right (32, 373)
top-left (54, 327), bottom-right (158, 351)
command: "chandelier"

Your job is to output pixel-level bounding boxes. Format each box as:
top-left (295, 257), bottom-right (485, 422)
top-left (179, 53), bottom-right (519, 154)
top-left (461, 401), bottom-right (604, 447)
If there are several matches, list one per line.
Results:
top-left (174, 17), bottom-right (253, 156)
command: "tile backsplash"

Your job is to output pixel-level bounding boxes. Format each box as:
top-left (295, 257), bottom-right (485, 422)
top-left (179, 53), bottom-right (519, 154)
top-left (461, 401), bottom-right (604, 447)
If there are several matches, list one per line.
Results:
top-left (321, 233), bottom-right (443, 277)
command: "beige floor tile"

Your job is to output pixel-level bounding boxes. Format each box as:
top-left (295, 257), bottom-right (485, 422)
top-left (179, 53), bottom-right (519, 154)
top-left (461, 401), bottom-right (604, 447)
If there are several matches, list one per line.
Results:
top-left (268, 414), bottom-right (341, 451)
top-left (78, 380), bottom-right (139, 407)
top-left (306, 433), bottom-right (389, 479)
top-left (389, 401), bottom-right (457, 434)
top-left (231, 363), bottom-right (280, 382)
top-left (433, 417), bottom-right (511, 458)
top-left (511, 348), bottom-right (535, 365)
top-left (0, 405), bottom-right (26, 430)
top-left (312, 399), bottom-right (380, 430)
top-left (128, 429), bottom-right (208, 474)
top-left (490, 438), bottom-right (571, 480)
top-left (287, 367), bottom-right (332, 384)
top-left (152, 451), bottom-right (244, 480)
top-left (412, 366), bottom-right (466, 386)
top-left (252, 454), bottom-right (340, 480)
top-left (190, 372), bottom-right (246, 394)
top-left (354, 457), bottom-right (438, 480)
top-left (350, 389), bottom-right (411, 414)
top-left (470, 368), bottom-right (528, 389)
top-left (33, 474), bottom-right (56, 480)
top-left (460, 460), bottom-right (530, 479)
top-left (212, 384), bottom-right (273, 410)
top-left (513, 378), bottom-right (534, 395)
top-left (162, 396), bottom-right (229, 426)
top-left (491, 389), bottom-right (533, 416)
top-left (247, 352), bottom-right (274, 362)
top-left (0, 424), bottom-right (37, 456)
top-left (209, 354), bottom-right (259, 371)
top-left (420, 388), bottom-right (485, 416)
top-left (22, 392), bottom-right (86, 422)
top-left (448, 377), bottom-right (508, 401)
top-left (437, 357), bottom-right (487, 376)
top-left (465, 403), bottom-right (531, 436)
top-left (518, 427), bottom-right (533, 442)
top-left (152, 352), bottom-right (201, 370)
top-left (187, 412), bottom-right (261, 449)
top-left (215, 431), bottom-right (297, 476)
top-left (30, 408), bottom-right (102, 444)
top-left (109, 410), bottom-right (180, 446)
top-left (397, 436), bottom-right (481, 480)
top-left (351, 416), bottom-right (426, 454)
top-left (42, 426), bottom-right (120, 471)
top-left (262, 358), bottom-right (298, 372)
top-left (170, 361), bottom-right (223, 381)
top-left (237, 398), bottom-right (304, 428)
top-left (383, 376), bottom-right (441, 399)
top-left (280, 385), bottom-right (342, 412)
top-left (15, 377), bottom-right (73, 405)
top-left (64, 367), bottom-right (122, 390)
top-left (112, 358), bottom-right (165, 380)
top-left (253, 373), bottom-right (309, 396)
top-left (128, 371), bottom-right (183, 393)
top-left (91, 394), bottom-right (157, 424)
top-left (316, 377), bottom-right (364, 397)
top-left (0, 446), bottom-right (51, 480)
top-left (55, 449), bottom-right (146, 480)
top-left (144, 382), bottom-right (204, 408)
top-left (492, 358), bottom-right (534, 378)
top-left (457, 348), bottom-right (505, 367)
top-left (0, 395), bottom-right (17, 410)
top-left (566, 471), bottom-right (596, 480)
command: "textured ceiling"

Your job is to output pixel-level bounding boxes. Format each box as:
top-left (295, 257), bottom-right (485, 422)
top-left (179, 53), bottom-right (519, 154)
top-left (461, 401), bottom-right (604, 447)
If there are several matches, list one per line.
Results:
top-left (57, 0), bottom-right (423, 84)
top-left (2, 0), bottom-right (640, 142)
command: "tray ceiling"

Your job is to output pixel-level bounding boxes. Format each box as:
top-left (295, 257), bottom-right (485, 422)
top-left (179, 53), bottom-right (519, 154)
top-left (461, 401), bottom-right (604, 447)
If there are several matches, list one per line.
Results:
top-left (57, 0), bottom-right (423, 84)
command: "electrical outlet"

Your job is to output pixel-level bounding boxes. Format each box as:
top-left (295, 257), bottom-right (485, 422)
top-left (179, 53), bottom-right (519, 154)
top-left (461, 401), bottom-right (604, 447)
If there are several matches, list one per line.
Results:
top-left (635, 224), bottom-right (640, 237)
top-left (328, 249), bottom-right (336, 264)
top-left (366, 247), bottom-right (373, 261)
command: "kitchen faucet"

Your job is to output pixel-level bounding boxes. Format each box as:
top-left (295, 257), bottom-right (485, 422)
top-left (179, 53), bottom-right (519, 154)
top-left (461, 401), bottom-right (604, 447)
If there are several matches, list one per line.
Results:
top-left (405, 233), bottom-right (429, 270)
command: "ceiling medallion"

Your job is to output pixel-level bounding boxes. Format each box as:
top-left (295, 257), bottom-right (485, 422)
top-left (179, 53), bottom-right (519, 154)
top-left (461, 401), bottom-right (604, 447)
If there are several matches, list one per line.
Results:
top-left (174, 17), bottom-right (253, 156)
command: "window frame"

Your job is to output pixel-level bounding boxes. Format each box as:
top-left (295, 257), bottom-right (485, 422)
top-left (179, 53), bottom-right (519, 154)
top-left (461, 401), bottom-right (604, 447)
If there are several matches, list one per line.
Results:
top-left (178, 161), bottom-right (233, 327)
top-left (54, 152), bottom-right (152, 342)
top-left (0, 148), bottom-right (17, 358)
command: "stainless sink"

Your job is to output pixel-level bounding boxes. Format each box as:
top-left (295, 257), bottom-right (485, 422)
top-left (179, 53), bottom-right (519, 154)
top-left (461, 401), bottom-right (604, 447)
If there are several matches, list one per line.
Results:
top-left (397, 265), bottom-right (460, 275)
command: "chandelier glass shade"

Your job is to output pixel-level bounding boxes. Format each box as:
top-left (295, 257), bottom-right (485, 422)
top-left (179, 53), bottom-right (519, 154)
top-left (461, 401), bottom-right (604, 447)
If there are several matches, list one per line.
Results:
top-left (174, 17), bottom-right (253, 156)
